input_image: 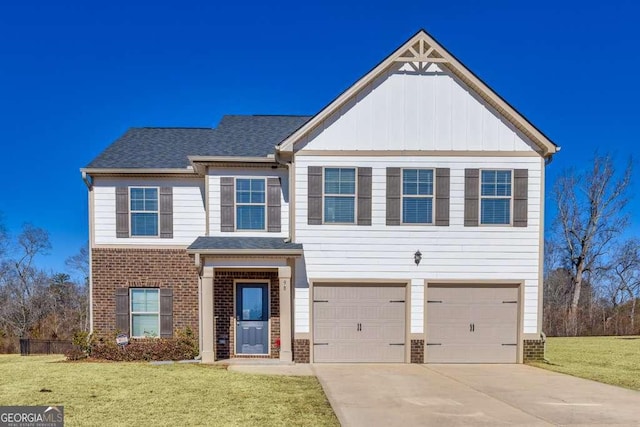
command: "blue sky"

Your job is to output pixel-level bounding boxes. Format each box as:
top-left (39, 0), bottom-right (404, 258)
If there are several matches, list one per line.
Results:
top-left (0, 0), bottom-right (638, 272)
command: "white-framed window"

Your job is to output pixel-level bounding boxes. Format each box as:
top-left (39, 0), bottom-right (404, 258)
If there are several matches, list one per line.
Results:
top-left (130, 288), bottom-right (160, 337)
top-left (323, 167), bottom-right (356, 223)
top-left (236, 178), bottom-right (266, 230)
top-left (402, 168), bottom-right (434, 224)
top-left (480, 170), bottom-right (512, 225)
top-left (130, 187), bottom-right (159, 236)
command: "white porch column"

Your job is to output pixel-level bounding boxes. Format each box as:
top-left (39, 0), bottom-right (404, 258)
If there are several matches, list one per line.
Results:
top-left (278, 266), bottom-right (293, 362)
top-left (201, 267), bottom-right (215, 364)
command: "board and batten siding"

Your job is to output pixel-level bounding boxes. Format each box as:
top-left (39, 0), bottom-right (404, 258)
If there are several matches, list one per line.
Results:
top-left (93, 177), bottom-right (206, 245)
top-left (297, 63), bottom-right (539, 153)
top-left (293, 155), bottom-right (542, 335)
top-left (207, 167), bottom-right (289, 238)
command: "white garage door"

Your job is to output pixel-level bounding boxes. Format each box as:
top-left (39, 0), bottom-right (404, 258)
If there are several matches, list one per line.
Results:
top-left (426, 285), bottom-right (519, 363)
top-left (313, 284), bottom-right (406, 363)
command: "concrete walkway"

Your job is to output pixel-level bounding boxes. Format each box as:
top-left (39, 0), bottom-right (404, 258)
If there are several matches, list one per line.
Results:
top-left (313, 364), bottom-right (640, 426)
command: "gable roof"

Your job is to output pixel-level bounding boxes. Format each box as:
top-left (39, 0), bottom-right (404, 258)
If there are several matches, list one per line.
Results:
top-left (86, 115), bottom-right (311, 169)
top-left (277, 29), bottom-right (559, 157)
top-left (210, 115), bottom-right (311, 158)
top-left (86, 128), bottom-right (215, 169)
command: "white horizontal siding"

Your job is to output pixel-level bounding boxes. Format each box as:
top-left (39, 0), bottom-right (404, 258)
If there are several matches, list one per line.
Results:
top-left (300, 64), bottom-right (539, 153)
top-left (411, 279), bottom-right (424, 334)
top-left (208, 167), bottom-right (289, 238)
top-left (93, 177), bottom-right (205, 245)
top-left (295, 288), bottom-right (310, 334)
top-left (293, 155), bottom-right (542, 335)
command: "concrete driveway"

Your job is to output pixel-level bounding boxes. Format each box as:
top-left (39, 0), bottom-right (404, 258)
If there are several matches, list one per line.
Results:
top-left (313, 364), bottom-right (640, 426)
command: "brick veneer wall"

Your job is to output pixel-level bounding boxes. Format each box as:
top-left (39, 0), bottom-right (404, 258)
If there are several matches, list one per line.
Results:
top-left (523, 339), bottom-right (545, 362)
top-left (92, 248), bottom-right (199, 337)
top-left (213, 270), bottom-right (280, 360)
top-left (411, 339), bottom-right (424, 363)
top-left (293, 339), bottom-right (310, 363)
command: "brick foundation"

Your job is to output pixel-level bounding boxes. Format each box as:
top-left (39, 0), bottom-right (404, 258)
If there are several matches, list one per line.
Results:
top-left (92, 248), bottom-right (199, 337)
top-left (523, 339), bottom-right (545, 362)
top-left (411, 339), bottom-right (424, 363)
top-left (293, 339), bottom-right (310, 363)
top-left (213, 270), bottom-right (280, 361)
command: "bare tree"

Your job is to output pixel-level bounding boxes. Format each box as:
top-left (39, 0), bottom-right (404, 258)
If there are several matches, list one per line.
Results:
top-left (65, 245), bottom-right (89, 331)
top-left (65, 244), bottom-right (89, 286)
top-left (0, 224), bottom-right (52, 337)
top-left (608, 240), bottom-right (640, 333)
top-left (553, 154), bottom-right (632, 336)
top-left (0, 213), bottom-right (8, 258)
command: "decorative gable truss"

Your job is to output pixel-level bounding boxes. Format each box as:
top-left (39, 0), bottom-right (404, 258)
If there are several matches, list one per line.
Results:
top-left (277, 30), bottom-right (559, 157)
top-left (395, 37), bottom-right (448, 72)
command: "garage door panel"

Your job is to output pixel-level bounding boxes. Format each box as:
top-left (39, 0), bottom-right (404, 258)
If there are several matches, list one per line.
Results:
top-left (313, 284), bottom-right (406, 363)
top-left (427, 303), bottom-right (469, 324)
top-left (426, 285), bottom-right (519, 363)
top-left (359, 304), bottom-right (405, 321)
top-left (315, 323), bottom-right (360, 341)
top-left (471, 344), bottom-right (517, 363)
top-left (473, 324), bottom-right (518, 343)
top-left (428, 287), bottom-right (472, 304)
top-left (360, 322), bottom-right (405, 341)
top-left (427, 343), bottom-right (517, 363)
top-left (314, 341), bottom-right (406, 363)
top-left (470, 304), bottom-right (517, 320)
top-left (427, 323), bottom-right (475, 344)
top-left (467, 286), bottom-right (518, 303)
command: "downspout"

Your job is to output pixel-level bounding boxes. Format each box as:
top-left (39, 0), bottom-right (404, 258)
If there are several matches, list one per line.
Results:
top-left (276, 147), bottom-right (296, 357)
top-left (81, 171), bottom-right (93, 190)
top-left (195, 254), bottom-right (203, 360)
top-left (81, 171), bottom-right (94, 333)
top-left (274, 147), bottom-right (293, 243)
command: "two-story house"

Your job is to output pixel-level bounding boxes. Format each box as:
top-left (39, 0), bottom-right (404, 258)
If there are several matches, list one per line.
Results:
top-left (82, 30), bottom-right (559, 364)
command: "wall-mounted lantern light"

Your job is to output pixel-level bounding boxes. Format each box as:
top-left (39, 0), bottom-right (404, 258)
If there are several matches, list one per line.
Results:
top-left (414, 250), bottom-right (422, 266)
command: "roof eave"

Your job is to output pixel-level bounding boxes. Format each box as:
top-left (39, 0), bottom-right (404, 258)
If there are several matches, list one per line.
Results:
top-left (188, 155), bottom-right (276, 163)
top-left (186, 248), bottom-right (304, 256)
top-left (81, 167), bottom-right (196, 175)
top-left (188, 155), bottom-right (282, 175)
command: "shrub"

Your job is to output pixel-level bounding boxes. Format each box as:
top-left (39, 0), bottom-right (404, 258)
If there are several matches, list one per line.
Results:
top-left (88, 328), bottom-right (198, 362)
top-left (65, 346), bottom-right (87, 361)
top-left (72, 331), bottom-right (95, 354)
top-left (64, 330), bottom-right (95, 360)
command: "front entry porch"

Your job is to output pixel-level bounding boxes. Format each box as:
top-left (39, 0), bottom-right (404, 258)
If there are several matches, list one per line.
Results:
top-left (199, 265), bottom-right (293, 363)
top-left (187, 236), bottom-right (303, 364)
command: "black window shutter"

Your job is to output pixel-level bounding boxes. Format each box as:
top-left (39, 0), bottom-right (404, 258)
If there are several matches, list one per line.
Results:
top-left (267, 178), bottom-right (282, 232)
top-left (159, 187), bottom-right (173, 238)
top-left (116, 187), bottom-right (129, 238)
top-left (220, 177), bottom-right (235, 232)
top-left (357, 167), bottom-right (372, 225)
top-left (308, 166), bottom-right (323, 225)
top-left (115, 288), bottom-right (130, 334)
top-left (160, 288), bottom-right (173, 338)
top-left (386, 168), bottom-right (401, 225)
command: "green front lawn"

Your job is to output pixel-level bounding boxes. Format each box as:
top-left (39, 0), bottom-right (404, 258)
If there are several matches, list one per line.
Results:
top-left (0, 355), bottom-right (338, 426)
top-left (531, 336), bottom-right (640, 391)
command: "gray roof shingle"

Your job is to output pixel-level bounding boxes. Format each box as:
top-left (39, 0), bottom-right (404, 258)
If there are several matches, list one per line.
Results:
top-left (187, 237), bottom-right (303, 251)
top-left (205, 115), bottom-right (311, 158)
top-left (86, 115), bottom-right (311, 169)
top-left (86, 128), bottom-right (216, 169)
